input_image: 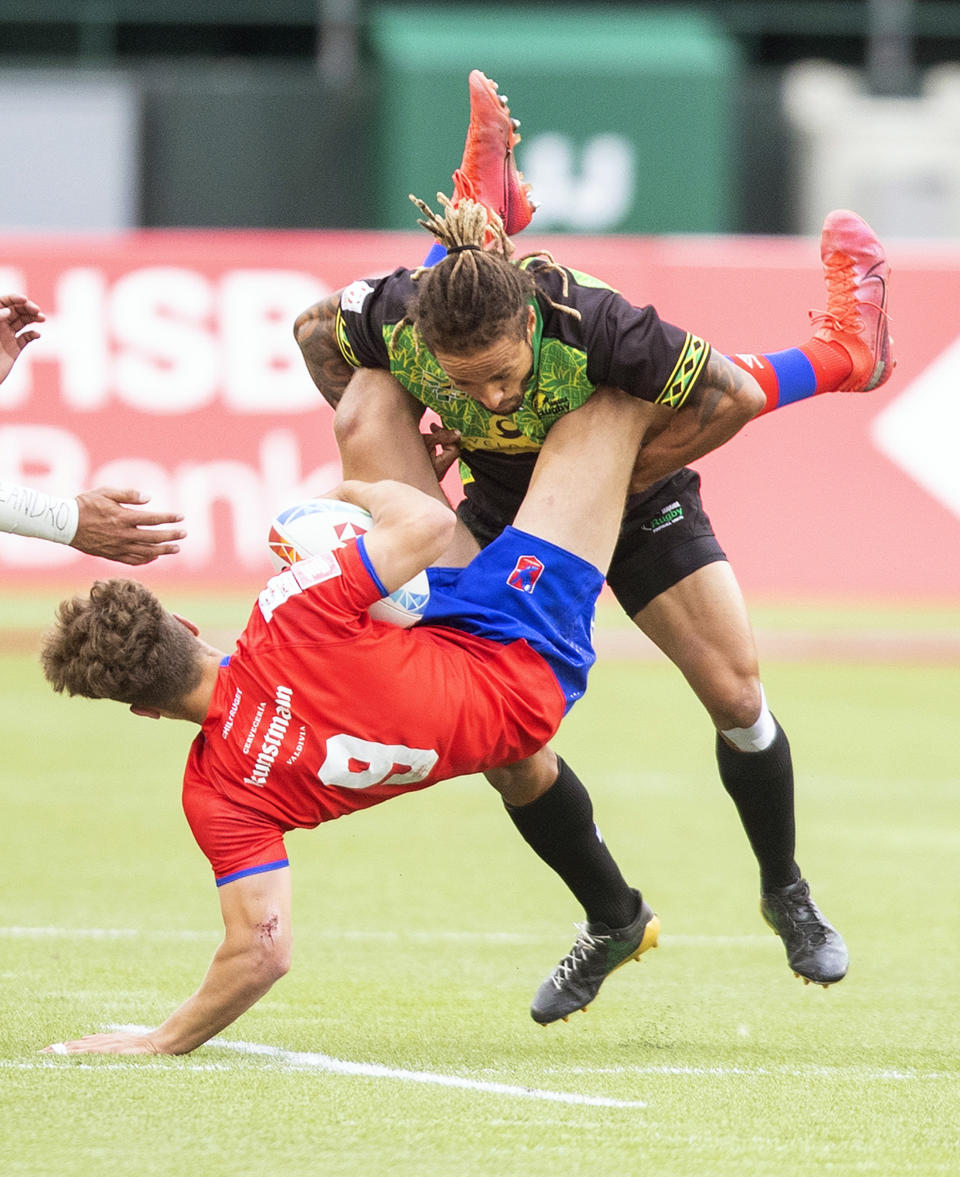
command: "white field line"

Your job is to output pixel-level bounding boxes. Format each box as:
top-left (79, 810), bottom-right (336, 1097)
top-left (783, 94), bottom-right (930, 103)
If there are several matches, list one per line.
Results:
top-left (546, 1064), bottom-right (959, 1082)
top-left (94, 1026), bottom-right (644, 1109)
top-left (195, 1043), bottom-right (955, 1087)
top-left (591, 624), bottom-right (960, 664)
top-left (11, 1043), bottom-right (955, 1089)
top-left (1, 1060), bottom-right (233, 1073)
top-left (0, 926), bottom-right (769, 946)
top-left (106, 1030), bottom-right (955, 1085)
top-left (1, 926), bottom-right (215, 940)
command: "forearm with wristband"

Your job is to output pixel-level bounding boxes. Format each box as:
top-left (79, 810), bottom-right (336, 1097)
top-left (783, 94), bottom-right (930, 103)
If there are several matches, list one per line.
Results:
top-left (0, 480), bottom-right (79, 544)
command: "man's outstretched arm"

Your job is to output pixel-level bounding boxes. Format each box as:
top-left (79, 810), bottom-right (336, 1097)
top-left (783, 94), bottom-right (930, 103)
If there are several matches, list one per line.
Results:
top-left (330, 476), bottom-right (459, 585)
top-left (1, 481), bottom-right (185, 564)
top-left (43, 868), bottom-right (292, 1055)
top-left (71, 488), bottom-right (185, 564)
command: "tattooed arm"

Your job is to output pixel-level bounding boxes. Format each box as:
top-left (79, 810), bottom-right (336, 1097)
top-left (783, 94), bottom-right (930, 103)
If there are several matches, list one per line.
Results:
top-left (294, 292), bottom-right (460, 476)
top-left (293, 291), bottom-right (357, 409)
top-left (626, 352), bottom-right (765, 496)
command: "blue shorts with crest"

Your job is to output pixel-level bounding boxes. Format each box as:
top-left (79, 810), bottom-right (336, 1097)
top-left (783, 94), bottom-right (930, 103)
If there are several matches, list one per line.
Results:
top-left (421, 525), bottom-right (602, 713)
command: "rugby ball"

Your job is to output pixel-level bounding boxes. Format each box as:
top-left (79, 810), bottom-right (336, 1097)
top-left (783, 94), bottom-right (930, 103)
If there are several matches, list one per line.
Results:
top-left (268, 498), bottom-right (430, 628)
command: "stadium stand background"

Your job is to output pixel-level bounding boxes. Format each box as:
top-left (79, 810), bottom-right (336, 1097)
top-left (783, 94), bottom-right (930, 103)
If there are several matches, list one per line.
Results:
top-left (1, 1), bottom-right (959, 234)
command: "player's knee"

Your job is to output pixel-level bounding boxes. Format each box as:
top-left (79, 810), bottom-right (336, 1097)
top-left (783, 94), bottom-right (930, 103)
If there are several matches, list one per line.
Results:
top-left (332, 390), bottom-right (369, 452)
top-left (708, 675), bottom-right (764, 732)
top-left (334, 375), bottom-right (412, 453)
top-left (486, 746), bottom-right (559, 806)
top-left (272, 949), bottom-right (292, 981)
top-left (245, 917), bottom-right (293, 984)
top-left (258, 941), bottom-right (292, 984)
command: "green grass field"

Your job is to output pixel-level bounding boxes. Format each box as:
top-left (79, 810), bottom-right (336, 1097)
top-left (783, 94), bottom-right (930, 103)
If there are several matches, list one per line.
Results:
top-left (2, 594), bottom-right (958, 1176)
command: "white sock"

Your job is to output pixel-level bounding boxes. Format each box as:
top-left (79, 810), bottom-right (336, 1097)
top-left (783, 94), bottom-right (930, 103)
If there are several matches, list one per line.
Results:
top-left (721, 685), bottom-right (777, 753)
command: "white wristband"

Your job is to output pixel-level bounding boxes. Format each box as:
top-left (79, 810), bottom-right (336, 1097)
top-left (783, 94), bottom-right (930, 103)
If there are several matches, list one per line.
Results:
top-left (0, 480), bottom-right (80, 545)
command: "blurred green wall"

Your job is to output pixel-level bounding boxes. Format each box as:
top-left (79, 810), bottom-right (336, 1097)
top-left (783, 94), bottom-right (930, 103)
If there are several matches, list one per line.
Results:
top-left (367, 5), bottom-right (742, 234)
top-left (140, 65), bottom-right (377, 229)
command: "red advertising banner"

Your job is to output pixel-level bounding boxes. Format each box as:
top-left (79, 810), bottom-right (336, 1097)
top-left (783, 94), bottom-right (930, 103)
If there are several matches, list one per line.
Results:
top-left (1, 229), bottom-right (958, 600)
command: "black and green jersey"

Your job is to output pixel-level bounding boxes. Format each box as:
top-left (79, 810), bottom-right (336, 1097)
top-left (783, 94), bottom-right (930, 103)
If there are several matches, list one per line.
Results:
top-left (335, 258), bottom-right (711, 520)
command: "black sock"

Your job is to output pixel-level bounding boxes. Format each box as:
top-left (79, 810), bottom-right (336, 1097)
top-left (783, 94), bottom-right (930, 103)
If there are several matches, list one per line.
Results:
top-left (504, 757), bottom-right (639, 928)
top-left (715, 720), bottom-right (802, 892)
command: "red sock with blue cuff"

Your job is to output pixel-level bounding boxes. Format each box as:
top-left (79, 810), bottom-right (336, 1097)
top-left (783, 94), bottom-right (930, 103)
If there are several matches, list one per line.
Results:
top-left (728, 338), bottom-right (853, 415)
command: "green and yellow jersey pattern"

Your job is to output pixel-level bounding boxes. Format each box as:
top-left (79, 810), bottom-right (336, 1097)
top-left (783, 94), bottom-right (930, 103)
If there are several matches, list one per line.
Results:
top-left (377, 301), bottom-right (594, 457)
top-left (335, 259), bottom-right (711, 512)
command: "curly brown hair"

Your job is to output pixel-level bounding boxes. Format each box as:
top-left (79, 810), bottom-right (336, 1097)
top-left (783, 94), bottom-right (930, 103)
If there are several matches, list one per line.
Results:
top-left (41, 579), bottom-right (204, 712)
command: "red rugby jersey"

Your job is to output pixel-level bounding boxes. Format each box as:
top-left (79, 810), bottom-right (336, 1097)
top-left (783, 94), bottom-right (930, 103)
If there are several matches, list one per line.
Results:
top-left (182, 541), bottom-right (564, 883)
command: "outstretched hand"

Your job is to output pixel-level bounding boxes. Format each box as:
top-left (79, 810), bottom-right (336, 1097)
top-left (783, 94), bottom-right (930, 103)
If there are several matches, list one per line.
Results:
top-left (0, 293), bottom-right (45, 384)
top-left (42, 1031), bottom-right (161, 1056)
top-left (71, 487), bottom-right (186, 565)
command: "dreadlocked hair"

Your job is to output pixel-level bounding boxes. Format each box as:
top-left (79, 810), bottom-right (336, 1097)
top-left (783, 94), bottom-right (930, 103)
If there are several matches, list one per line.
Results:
top-left (393, 192), bottom-right (581, 357)
top-left (40, 578), bottom-right (204, 712)
top-left (412, 191), bottom-right (512, 258)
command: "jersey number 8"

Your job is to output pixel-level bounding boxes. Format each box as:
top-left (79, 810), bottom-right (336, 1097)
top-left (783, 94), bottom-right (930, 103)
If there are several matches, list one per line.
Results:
top-left (318, 733), bottom-right (439, 790)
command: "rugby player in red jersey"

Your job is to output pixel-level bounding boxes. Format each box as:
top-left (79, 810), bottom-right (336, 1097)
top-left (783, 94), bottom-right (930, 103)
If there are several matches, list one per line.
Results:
top-left (40, 381), bottom-right (674, 1054)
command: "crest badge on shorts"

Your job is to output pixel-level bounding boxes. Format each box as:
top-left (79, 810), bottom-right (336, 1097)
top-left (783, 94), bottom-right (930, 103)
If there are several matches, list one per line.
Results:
top-left (507, 555), bottom-right (545, 594)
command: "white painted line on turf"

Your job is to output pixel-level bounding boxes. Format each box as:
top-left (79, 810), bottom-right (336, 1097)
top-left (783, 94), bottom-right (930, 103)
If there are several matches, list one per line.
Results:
top-left (0, 926), bottom-right (215, 941)
top-left (546, 1063), bottom-right (958, 1081)
top-left (14, 1054), bottom-right (955, 1084)
top-left (107, 1025), bottom-right (646, 1109)
top-left (1, 1060), bottom-right (234, 1073)
top-left (335, 931), bottom-right (772, 946)
top-left (0, 926), bottom-right (770, 946)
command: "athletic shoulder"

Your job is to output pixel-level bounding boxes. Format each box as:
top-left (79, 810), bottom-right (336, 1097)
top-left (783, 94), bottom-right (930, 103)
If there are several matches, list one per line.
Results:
top-left (336, 268), bottom-right (417, 367)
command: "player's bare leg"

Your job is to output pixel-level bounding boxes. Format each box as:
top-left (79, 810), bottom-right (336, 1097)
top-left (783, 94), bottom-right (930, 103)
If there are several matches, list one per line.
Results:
top-left (485, 745), bottom-right (558, 806)
top-left (500, 386), bottom-right (663, 1024)
top-left (634, 564), bottom-right (849, 986)
top-left (513, 385), bottom-right (660, 573)
top-left (334, 367), bottom-right (480, 567)
top-left (635, 561), bottom-right (761, 730)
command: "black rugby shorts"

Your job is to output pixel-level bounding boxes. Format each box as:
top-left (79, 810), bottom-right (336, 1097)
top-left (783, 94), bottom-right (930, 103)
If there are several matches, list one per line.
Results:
top-left (606, 468), bottom-right (727, 617)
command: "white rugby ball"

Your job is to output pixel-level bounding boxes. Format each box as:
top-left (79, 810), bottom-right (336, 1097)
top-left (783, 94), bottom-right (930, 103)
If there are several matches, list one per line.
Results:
top-left (268, 498), bottom-right (430, 628)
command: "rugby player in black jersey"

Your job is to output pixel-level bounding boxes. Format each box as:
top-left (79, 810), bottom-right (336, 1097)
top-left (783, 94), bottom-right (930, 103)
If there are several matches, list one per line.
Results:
top-left (293, 72), bottom-right (892, 1022)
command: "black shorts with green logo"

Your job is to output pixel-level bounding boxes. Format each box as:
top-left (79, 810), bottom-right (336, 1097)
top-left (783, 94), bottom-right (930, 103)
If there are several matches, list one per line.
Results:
top-left (456, 466), bottom-right (727, 619)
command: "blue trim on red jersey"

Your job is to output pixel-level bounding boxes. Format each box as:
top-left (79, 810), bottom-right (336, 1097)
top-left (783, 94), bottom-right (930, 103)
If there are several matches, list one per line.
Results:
top-left (215, 858), bottom-right (289, 887)
top-left (763, 348), bottom-right (817, 406)
top-left (355, 534), bottom-right (388, 596)
top-left (219, 654), bottom-right (231, 667)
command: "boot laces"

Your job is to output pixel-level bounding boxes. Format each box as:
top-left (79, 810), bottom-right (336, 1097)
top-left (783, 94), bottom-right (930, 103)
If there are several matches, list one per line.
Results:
top-left (549, 923), bottom-right (609, 990)
top-left (814, 253), bottom-right (862, 331)
top-left (782, 892), bottom-right (829, 947)
top-left (810, 251), bottom-right (884, 335)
